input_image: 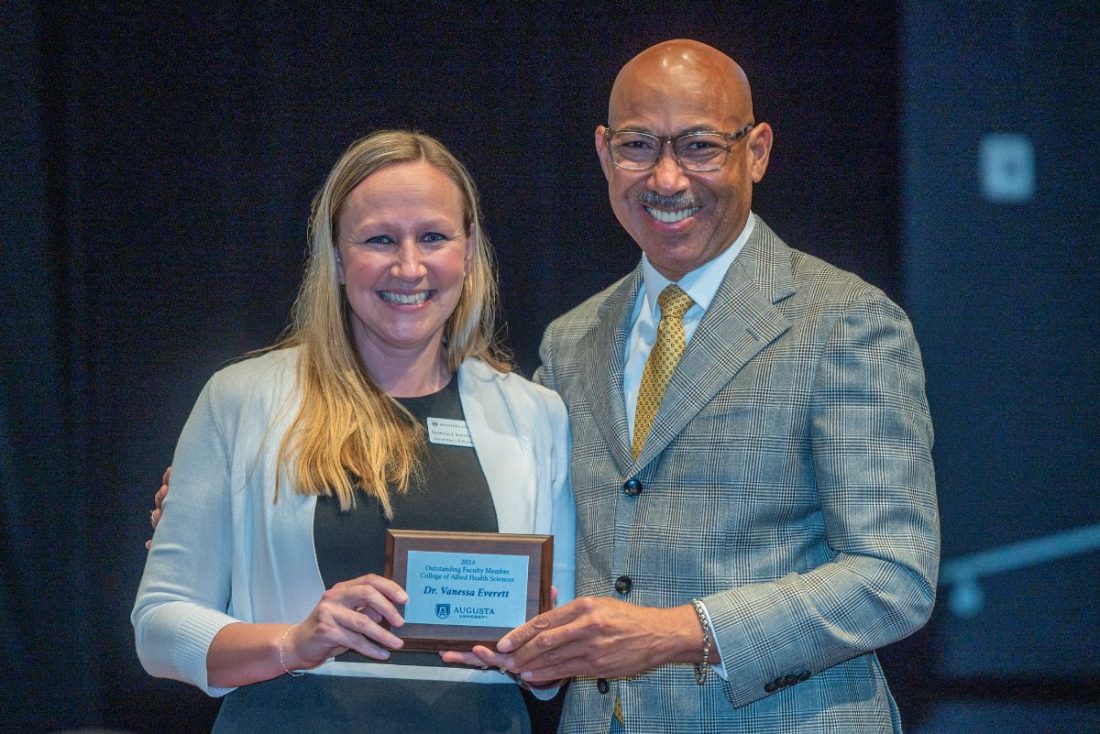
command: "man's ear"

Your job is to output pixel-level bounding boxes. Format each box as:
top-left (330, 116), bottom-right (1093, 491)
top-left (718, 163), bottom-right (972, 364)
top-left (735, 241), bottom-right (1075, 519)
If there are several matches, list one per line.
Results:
top-left (747, 122), bottom-right (773, 183)
top-left (595, 125), bottom-right (613, 181)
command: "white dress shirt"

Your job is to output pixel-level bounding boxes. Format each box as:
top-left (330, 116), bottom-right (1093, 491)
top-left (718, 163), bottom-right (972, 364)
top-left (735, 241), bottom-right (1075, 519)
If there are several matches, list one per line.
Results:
top-left (624, 212), bottom-right (757, 436)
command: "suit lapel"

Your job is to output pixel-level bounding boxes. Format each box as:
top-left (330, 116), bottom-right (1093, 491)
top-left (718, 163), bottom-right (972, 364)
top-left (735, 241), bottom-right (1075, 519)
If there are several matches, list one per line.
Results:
top-left (632, 222), bottom-right (796, 469)
top-left (579, 268), bottom-right (642, 476)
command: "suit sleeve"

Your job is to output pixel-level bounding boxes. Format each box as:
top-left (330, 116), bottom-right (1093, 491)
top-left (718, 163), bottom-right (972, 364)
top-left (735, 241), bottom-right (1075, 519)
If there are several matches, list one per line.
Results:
top-left (533, 323), bottom-right (575, 604)
top-left (703, 293), bottom-right (940, 708)
top-left (533, 321), bottom-right (557, 392)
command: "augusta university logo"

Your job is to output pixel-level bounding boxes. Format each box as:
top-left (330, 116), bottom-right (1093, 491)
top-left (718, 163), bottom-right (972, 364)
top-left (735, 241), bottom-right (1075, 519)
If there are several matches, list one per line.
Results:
top-left (435, 603), bottom-right (451, 620)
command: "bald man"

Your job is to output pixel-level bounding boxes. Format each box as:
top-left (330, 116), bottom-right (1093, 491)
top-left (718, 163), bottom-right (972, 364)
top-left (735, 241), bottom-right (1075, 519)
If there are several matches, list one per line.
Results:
top-left (494, 40), bottom-right (939, 732)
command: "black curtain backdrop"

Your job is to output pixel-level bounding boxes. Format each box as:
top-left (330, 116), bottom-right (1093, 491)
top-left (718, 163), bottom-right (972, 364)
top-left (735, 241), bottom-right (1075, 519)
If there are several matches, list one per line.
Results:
top-left (9, 2), bottom-right (1088, 732)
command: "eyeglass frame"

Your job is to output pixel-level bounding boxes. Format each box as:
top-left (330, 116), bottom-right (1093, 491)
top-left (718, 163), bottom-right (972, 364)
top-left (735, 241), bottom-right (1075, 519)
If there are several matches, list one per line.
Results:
top-left (602, 122), bottom-right (757, 173)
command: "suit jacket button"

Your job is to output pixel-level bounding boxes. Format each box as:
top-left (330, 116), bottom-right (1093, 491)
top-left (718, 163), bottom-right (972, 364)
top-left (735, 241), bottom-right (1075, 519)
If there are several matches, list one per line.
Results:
top-left (614, 575), bottom-right (632, 595)
top-left (597, 677), bottom-right (610, 694)
top-left (622, 478), bottom-right (643, 496)
top-left (782, 674), bottom-right (799, 686)
top-left (764, 681), bottom-right (778, 693)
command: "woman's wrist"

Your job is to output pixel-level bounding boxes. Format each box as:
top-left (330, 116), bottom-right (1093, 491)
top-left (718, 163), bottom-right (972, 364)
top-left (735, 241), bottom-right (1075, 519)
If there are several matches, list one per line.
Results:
top-left (279, 624), bottom-right (305, 677)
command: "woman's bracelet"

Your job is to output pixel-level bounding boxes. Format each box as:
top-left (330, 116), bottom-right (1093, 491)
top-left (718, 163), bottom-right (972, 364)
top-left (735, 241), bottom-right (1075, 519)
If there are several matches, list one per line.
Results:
top-left (279, 624), bottom-right (305, 677)
top-left (690, 599), bottom-right (712, 685)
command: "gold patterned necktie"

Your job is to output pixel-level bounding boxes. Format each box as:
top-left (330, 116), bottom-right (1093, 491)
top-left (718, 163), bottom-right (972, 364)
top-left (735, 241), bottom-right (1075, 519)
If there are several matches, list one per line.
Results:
top-left (632, 284), bottom-right (695, 459)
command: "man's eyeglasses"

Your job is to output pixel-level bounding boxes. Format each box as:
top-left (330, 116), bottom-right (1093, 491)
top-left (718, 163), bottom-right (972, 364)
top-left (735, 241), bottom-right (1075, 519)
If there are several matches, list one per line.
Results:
top-left (604, 123), bottom-right (756, 173)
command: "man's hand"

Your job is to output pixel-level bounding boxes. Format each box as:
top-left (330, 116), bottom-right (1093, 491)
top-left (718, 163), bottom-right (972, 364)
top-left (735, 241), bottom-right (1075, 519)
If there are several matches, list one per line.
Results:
top-left (144, 466), bottom-right (171, 550)
top-left (439, 585), bottom-right (562, 673)
top-left (494, 597), bottom-right (703, 684)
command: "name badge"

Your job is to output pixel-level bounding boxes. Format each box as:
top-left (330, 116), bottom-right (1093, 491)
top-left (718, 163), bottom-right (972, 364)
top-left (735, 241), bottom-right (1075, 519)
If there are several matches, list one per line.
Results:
top-left (427, 417), bottom-right (473, 447)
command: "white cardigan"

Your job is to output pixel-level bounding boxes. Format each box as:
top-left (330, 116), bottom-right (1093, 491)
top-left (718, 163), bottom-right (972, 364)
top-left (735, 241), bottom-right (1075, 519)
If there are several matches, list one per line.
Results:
top-left (132, 348), bottom-right (575, 697)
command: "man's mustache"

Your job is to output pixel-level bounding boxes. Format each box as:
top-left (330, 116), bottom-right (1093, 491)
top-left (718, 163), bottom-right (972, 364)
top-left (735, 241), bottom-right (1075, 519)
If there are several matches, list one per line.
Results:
top-left (636, 191), bottom-right (701, 209)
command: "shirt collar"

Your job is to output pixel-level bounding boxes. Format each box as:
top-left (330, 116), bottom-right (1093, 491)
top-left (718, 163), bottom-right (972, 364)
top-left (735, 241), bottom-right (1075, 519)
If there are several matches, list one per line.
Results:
top-left (640, 212), bottom-right (756, 316)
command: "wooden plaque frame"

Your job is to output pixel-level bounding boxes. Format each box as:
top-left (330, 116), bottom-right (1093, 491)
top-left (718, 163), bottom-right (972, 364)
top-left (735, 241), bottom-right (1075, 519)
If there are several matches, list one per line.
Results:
top-left (383, 529), bottom-right (553, 651)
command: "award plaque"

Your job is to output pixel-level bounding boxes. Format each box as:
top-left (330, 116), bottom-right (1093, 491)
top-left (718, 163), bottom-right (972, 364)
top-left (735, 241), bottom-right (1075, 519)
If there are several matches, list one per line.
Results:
top-left (384, 529), bottom-right (553, 651)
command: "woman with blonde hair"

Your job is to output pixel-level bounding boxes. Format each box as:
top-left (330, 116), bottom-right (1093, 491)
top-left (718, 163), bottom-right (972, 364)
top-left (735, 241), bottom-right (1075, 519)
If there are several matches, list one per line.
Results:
top-left (133, 130), bottom-right (574, 733)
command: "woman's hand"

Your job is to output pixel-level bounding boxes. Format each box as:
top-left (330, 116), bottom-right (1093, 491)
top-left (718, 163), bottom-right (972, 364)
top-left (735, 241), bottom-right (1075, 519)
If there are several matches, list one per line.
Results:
top-left (207, 574), bottom-right (410, 687)
top-left (438, 644), bottom-right (514, 670)
top-left (286, 574), bottom-right (410, 669)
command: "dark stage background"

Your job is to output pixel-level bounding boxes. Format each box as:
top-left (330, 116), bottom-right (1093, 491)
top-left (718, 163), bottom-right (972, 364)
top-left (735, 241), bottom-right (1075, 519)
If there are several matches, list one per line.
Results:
top-left (2, 2), bottom-right (1097, 732)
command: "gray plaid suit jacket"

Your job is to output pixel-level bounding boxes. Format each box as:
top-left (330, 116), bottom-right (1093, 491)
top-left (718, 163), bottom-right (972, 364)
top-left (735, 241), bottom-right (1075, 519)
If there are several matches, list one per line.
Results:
top-left (535, 219), bottom-right (939, 733)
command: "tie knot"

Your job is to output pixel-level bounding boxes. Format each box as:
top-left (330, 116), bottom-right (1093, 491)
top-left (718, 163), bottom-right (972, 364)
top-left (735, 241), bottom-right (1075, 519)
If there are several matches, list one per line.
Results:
top-left (658, 284), bottom-right (694, 320)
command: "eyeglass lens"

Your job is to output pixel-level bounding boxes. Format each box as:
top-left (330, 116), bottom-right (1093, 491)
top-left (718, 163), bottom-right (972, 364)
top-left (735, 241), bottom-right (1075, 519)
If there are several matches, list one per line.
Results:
top-left (609, 132), bottom-right (730, 171)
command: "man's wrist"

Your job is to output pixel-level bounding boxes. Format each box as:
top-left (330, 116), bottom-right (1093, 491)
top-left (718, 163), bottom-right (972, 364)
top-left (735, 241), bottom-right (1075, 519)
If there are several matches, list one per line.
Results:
top-left (650, 604), bottom-right (710, 667)
top-left (689, 599), bottom-right (713, 684)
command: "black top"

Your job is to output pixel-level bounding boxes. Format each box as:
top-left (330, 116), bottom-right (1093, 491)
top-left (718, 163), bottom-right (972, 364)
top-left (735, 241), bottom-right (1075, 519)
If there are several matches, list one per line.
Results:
top-left (313, 377), bottom-right (497, 666)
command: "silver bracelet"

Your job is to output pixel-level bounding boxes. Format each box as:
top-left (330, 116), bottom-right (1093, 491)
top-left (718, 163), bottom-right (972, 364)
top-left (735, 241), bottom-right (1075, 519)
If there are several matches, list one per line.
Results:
top-left (690, 599), bottom-right (711, 686)
top-left (279, 624), bottom-right (305, 677)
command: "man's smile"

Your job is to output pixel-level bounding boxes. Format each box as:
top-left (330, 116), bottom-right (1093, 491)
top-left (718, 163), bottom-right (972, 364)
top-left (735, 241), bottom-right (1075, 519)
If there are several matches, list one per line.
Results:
top-left (644, 205), bottom-right (701, 224)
